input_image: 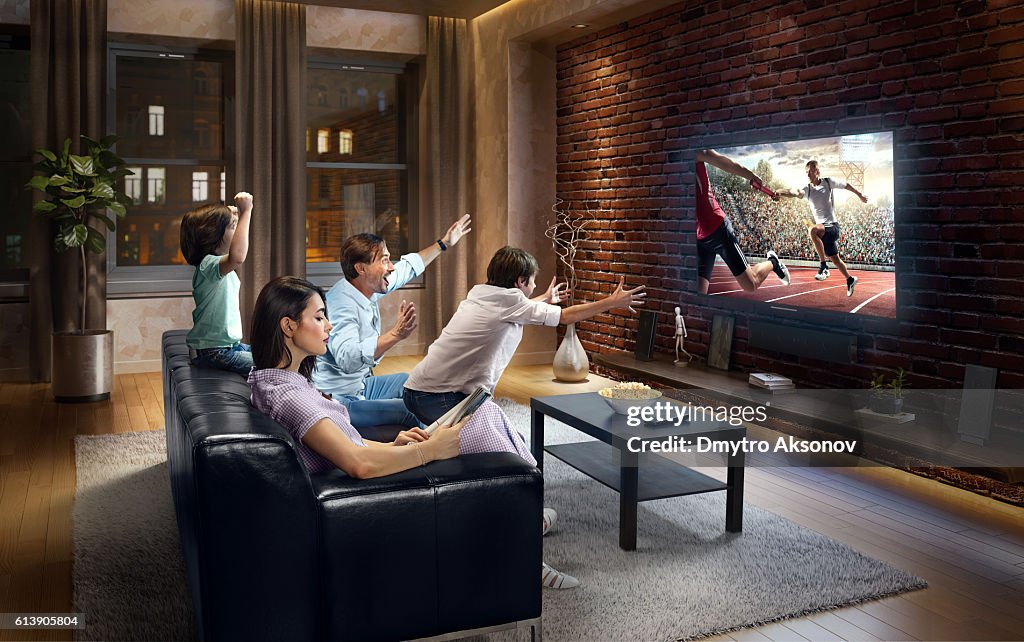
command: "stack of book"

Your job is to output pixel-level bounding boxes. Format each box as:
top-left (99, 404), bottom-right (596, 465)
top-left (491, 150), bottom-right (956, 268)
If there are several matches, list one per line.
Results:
top-left (748, 372), bottom-right (795, 392)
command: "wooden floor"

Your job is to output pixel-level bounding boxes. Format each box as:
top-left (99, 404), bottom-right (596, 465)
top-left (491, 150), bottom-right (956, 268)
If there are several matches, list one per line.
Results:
top-left (1, 361), bottom-right (1022, 641)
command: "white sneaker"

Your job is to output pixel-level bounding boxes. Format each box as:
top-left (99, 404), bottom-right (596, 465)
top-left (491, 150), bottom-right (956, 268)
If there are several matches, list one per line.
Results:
top-left (815, 266), bottom-right (830, 281)
top-left (847, 276), bottom-right (858, 297)
top-left (542, 508), bottom-right (558, 536)
top-left (542, 563), bottom-right (579, 589)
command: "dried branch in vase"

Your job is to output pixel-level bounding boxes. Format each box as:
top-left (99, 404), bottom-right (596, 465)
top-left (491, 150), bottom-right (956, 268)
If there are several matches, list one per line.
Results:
top-left (545, 197), bottom-right (595, 307)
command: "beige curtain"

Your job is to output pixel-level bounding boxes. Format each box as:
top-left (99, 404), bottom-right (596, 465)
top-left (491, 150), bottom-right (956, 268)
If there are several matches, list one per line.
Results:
top-left (235, 0), bottom-right (307, 337)
top-left (422, 16), bottom-right (472, 338)
top-left (29, 0), bottom-right (107, 382)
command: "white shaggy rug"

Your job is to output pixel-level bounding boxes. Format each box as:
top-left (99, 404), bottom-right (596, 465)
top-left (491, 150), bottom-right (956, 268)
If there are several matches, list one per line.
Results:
top-left (72, 400), bottom-right (926, 641)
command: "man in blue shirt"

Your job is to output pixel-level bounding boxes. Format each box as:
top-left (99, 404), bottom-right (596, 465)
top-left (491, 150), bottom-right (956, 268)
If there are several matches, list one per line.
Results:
top-left (313, 215), bottom-right (471, 428)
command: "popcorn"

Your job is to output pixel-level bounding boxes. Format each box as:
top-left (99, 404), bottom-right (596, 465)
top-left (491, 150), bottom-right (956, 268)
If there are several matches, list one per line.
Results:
top-left (598, 382), bottom-right (659, 400)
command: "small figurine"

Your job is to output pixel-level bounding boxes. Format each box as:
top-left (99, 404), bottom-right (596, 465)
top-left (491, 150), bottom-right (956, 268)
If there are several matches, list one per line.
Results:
top-left (674, 306), bottom-right (692, 366)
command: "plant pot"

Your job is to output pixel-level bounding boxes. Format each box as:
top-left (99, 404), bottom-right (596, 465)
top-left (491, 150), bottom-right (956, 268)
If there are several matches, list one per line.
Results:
top-left (552, 323), bottom-right (589, 382)
top-left (870, 395), bottom-right (902, 416)
top-left (52, 330), bottom-right (113, 402)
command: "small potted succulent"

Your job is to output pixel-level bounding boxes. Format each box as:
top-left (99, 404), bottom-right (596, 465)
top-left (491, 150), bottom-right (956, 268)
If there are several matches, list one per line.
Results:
top-left (870, 368), bottom-right (906, 415)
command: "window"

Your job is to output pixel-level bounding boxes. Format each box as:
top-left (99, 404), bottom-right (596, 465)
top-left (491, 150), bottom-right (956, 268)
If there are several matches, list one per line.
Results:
top-left (146, 167), bottom-right (166, 204)
top-left (338, 130), bottom-right (353, 155)
top-left (306, 63), bottom-right (408, 279)
top-left (125, 167), bottom-right (143, 203)
top-left (192, 171), bottom-right (209, 201)
top-left (148, 105), bottom-right (165, 136)
top-left (109, 45), bottom-right (231, 291)
top-left (0, 33), bottom-right (32, 288)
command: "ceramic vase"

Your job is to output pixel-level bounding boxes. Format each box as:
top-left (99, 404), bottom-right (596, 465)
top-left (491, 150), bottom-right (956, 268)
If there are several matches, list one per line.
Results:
top-left (553, 323), bottom-right (589, 382)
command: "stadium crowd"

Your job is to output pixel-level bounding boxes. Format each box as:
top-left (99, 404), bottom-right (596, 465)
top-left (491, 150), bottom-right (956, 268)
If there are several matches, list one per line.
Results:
top-left (710, 176), bottom-right (895, 267)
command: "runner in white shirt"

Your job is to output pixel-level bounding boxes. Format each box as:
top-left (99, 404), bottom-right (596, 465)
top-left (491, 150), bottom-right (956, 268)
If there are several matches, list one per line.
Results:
top-left (778, 160), bottom-right (868, 297)
top-left (403, 246), bottom-right (646, 424)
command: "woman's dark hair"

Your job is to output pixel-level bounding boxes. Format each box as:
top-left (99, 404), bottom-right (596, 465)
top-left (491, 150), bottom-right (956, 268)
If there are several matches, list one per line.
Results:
top-left (180, 203), bottom-right (234, 266)
top-left (486, 246), bottom-right (539, 288)
top-left (251, 276), bottom-right (326, 380)
top-left (339, 233), bottom-right (385, 280)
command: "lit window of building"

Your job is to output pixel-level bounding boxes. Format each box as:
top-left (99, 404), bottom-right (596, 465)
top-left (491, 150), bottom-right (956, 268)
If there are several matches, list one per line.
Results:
top-left (146, 167), bottom-right (166, 204)
top-left (148, 105), bottom-right (164, 136)
top-left (192, 171), bottom-right (209, 202)
top-left (338, 130), bottom-right (353, 155)
top-left (125, 167), bottom-right (143, 204)
top-left (317, 128), bottom-right (329, 154)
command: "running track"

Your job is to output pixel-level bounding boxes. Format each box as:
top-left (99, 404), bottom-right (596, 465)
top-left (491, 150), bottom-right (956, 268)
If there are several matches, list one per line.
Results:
top-left (706, 261), bottom-right (896, 318)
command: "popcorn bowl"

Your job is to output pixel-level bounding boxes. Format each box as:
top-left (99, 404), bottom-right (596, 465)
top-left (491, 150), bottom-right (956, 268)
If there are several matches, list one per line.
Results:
top-left (597, 385), bottom-right (663, 415)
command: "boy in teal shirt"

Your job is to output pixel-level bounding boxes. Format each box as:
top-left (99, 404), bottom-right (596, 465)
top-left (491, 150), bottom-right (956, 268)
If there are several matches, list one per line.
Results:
top-left (180, 192), bottom-right (254, 375)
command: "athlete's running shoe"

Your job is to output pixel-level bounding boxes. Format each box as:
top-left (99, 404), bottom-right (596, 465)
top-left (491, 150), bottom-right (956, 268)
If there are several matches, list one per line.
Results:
top-left (766, 250), bottom-right (790, 286)
top-left (847, 276), bottom-right (857, 297)
top-left (815, 264), bottom-right (830, 281)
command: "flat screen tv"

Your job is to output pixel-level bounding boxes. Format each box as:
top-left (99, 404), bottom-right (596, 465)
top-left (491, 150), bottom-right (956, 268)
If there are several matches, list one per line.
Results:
top-left (695, 132), bottom-right (895, 320)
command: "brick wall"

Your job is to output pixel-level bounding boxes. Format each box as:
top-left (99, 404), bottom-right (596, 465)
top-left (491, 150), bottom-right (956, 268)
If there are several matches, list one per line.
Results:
top-left (555, 0), bottom-right (1024, 389)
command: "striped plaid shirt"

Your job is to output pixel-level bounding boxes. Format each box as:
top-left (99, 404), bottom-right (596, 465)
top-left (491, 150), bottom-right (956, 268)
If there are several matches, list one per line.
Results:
top-left (249, 368), bottom-right (535, 474)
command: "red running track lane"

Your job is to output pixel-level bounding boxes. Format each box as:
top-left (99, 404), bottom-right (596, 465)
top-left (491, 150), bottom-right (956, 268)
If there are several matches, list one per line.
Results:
top-left (705, 262), bottom-right (896, 318)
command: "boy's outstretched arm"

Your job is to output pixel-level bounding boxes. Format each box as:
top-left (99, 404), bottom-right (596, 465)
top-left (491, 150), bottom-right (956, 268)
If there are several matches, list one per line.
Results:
top-left (220, 191), bottom-right (253, 276)
top-left (559, 276), bottom-right (645, 325)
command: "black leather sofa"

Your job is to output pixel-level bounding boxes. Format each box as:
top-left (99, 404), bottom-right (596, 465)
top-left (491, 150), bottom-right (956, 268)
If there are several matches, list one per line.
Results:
top-left (162, 330), bottom-right (543, 641)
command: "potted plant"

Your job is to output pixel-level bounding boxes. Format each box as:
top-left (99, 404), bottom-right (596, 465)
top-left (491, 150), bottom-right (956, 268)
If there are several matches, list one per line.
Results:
top-left (870, 368), bottom-right (905, 415)
top-left (26, 135), bottom-right (132, 402)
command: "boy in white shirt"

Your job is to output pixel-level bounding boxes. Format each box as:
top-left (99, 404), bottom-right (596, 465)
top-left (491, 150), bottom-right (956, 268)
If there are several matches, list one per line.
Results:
top-left (403, 246), bottom-right (645, 424)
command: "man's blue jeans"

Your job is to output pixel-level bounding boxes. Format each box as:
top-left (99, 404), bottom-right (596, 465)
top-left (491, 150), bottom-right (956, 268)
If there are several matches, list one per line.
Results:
top-left (402, 388), bottom-right (468, 425)
top-left (339, 372), bottom-right (421, 429)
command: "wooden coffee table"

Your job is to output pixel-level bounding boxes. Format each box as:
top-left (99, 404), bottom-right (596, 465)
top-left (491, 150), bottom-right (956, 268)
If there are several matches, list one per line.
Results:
top-left (531, 392), bottom-right (746, 550)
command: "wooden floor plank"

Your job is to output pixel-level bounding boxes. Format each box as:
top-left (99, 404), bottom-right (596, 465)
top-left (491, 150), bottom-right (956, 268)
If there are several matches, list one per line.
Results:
top-left (832, 605), bottom-right (919, 641)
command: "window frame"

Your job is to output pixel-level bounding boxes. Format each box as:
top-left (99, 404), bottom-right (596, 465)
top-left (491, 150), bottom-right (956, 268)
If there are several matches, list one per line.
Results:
top-left (304, 58), bottom-right (418, 290)
top-left (0, 30), bottom-right (32, 300)
top-left (106, 43), bottom-right (234, 296)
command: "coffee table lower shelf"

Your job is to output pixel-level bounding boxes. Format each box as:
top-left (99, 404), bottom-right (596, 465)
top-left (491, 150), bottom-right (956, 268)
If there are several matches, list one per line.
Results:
top-left (545, 441), bottom-right (728, 501)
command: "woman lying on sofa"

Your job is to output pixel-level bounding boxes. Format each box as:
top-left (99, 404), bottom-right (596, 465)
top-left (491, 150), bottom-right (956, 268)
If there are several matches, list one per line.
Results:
top-left (247, 276), bottom-right (579, 589)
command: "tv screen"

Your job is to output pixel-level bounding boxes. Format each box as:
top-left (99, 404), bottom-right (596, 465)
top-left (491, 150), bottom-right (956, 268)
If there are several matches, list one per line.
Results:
top-left (695, 132), bottom-right (895, 319)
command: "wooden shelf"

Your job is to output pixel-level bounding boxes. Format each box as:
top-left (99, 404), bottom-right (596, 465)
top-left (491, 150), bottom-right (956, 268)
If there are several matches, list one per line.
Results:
top-left (594, 352), bottom-right (1024, 470)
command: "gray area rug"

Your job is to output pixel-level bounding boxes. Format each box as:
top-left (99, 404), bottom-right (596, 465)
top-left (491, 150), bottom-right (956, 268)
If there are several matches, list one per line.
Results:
top-left (73, 401), bottom-right (926, 642)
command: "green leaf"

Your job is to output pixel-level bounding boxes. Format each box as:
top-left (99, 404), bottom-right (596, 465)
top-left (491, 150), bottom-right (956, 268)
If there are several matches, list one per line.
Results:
top-left (80, 135), bottom-right (100, 149)
top-left (61, 138), bottom-right (71, 162)
top-left (36, 149), bottom-right (57, 162)
top-left (86, 227), bottom-right (106, 253)
top-left (65, 224), bottom-right (88, 248)
top-left (26, 175), bottom-right (51, 191)
top-left (93, 212), bottom-right (117, 231)
top-left (100, 134), bottom-right (120, 148)
top-left (98, 150), bottom-right (123, 169)
top-left (70, 155), bottom-right (96, 176)
top-left (48, 174), bottom-right (71, 186)
top-left (107, 201), bottom-right (126, 217)
top-left (33, 200), bottom-right (58, 213)
top-left (91, 182), bottom-right (114, 199)
top-left (61, 195), bottom-right (87, 209)
top-left (54, 235), bottom-right (68, 253)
